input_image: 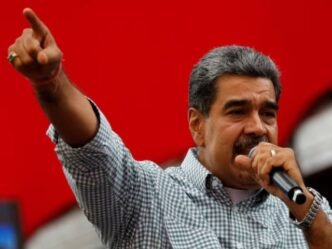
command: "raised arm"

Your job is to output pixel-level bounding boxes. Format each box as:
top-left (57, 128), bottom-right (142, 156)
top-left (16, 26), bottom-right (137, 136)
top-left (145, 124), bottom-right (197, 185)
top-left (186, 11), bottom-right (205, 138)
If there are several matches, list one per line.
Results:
top-left (8, 8), bottom-right (98, 147)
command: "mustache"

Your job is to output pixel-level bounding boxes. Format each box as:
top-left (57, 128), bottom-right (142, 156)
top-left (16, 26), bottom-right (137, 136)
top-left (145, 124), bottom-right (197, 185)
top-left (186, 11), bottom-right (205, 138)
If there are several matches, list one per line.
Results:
top-left (233, 135), bottom-right (268, 155)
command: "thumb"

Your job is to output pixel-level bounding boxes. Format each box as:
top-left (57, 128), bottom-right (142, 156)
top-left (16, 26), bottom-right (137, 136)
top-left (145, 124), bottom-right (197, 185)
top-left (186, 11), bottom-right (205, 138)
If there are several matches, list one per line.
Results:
top-left (234, 154), bottom-right (252, 169)
top-left (234, 155), bottom-right (260, 184)
top-left (37, 46), bottom-right (63, 65)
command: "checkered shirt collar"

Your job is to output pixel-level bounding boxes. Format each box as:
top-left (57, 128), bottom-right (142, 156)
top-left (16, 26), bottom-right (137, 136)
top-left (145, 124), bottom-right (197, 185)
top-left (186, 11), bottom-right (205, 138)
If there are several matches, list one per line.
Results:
top-left (180, 148), bottom-right (269, 206)
top-left (180, 148), bottom-right (212, 192)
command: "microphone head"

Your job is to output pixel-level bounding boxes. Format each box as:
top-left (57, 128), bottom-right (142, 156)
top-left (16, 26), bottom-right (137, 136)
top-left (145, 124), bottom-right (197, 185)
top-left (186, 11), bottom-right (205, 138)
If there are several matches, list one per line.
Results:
top-left (248, 146), bottom-right (257, 158)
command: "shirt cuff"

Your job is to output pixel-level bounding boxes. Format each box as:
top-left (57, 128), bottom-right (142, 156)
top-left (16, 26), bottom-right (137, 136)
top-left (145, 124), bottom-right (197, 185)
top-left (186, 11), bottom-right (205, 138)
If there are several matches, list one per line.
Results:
top-left (46, 99), bottom-right (112, 168)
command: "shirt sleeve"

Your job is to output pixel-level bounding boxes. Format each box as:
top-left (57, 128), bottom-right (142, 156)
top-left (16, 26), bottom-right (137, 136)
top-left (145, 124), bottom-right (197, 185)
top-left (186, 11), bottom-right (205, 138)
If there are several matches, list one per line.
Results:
top-left (46, 100), bottom-right (161, 245)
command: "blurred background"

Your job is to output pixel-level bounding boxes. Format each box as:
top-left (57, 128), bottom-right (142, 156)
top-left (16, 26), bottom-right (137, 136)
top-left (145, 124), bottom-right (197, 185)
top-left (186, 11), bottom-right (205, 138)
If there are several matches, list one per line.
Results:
top-left (1, 0), bottom-right (332, 248)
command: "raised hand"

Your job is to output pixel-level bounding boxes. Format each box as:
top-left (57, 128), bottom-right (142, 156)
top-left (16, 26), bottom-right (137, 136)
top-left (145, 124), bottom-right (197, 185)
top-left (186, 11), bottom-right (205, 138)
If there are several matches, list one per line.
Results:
top-left (8, 8), bottom-right (63, 85)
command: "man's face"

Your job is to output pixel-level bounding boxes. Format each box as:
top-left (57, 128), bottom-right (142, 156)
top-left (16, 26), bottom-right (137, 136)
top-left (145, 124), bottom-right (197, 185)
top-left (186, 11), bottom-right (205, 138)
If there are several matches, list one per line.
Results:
top-left (189, 75), bottom-right (278, 189)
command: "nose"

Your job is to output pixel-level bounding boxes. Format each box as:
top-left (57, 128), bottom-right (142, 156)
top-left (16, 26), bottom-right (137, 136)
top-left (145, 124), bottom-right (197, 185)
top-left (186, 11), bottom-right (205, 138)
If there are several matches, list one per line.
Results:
top-left (244, 112), bottom-right (266, 136)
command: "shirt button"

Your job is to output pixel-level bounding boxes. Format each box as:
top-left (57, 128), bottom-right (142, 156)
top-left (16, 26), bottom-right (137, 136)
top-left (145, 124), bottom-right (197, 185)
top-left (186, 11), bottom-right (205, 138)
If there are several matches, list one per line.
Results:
top-left (236, 242), bottom-right (244, 249)
top-left (233, 206), bottom-right (239, 212)
top-left (211, 179), bottom-right (219, 188)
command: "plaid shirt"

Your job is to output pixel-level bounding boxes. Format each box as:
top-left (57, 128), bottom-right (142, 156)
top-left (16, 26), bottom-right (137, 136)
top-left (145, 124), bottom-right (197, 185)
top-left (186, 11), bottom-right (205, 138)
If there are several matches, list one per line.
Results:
top-left (48, 105), bottom-right (331, 249)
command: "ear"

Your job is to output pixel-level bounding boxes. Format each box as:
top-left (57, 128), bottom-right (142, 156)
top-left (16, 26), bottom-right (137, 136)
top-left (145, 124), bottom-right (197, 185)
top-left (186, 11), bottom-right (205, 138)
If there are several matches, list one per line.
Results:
top-left (188, 107), bottom-right (206, 147)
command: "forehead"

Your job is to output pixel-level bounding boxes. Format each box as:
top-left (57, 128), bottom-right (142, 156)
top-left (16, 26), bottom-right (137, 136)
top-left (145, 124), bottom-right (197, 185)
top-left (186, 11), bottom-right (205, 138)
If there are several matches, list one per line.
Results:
top-left (214, 75), bottom-right (276, 105)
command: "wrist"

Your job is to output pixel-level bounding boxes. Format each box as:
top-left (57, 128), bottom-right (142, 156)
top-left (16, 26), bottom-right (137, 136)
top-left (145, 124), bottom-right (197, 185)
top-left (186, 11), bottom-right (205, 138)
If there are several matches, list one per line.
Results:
top-left (33, 67), bottom-right (67, 103)
top-left (32, 62), bottom-right (63, 86)
top-left (289, 187), bottom-right (323, 230)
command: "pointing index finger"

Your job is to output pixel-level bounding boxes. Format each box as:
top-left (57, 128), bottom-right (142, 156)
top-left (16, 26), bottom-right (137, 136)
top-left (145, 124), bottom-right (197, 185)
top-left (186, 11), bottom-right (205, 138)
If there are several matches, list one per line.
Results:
top-left (23, 8), bottom-right (48, 39)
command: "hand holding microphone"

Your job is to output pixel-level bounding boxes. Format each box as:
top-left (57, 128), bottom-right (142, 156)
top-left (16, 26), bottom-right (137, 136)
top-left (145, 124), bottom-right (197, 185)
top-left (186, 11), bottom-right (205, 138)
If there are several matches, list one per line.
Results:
top-left (248, 146), bottom-right (306, 205)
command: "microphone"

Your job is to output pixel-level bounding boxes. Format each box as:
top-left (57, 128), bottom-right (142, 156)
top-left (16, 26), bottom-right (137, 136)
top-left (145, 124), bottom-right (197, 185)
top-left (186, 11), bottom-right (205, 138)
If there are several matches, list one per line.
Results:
top-left (248, 147), bottom-right (306, 204)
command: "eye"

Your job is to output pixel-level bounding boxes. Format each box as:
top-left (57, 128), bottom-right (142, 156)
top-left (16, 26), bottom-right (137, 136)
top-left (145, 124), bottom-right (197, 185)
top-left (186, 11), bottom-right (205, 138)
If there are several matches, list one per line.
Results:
top-left (261, 110), bottom-right (277, 118)
top-left (228, 109), bottom-right (245, 116)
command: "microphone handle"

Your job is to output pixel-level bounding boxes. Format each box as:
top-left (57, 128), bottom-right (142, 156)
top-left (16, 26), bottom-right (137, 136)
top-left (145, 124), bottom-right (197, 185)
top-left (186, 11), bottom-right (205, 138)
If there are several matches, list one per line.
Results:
top-left (248, 146), bottom-right (306, 205)
top-left (270, 169), bottom-right (306, 204)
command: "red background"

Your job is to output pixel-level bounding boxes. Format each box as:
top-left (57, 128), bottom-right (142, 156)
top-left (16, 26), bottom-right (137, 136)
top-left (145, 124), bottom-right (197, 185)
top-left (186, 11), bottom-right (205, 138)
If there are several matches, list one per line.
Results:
top-left (1, 0), bottom-right (332, 239)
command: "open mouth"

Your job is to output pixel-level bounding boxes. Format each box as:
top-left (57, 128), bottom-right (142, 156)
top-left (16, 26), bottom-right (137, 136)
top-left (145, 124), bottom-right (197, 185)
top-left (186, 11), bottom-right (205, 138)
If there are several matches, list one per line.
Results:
top-left (241, 146), bottom-right (256, 156)
top-left (233, 145), bottom-right (256, 157)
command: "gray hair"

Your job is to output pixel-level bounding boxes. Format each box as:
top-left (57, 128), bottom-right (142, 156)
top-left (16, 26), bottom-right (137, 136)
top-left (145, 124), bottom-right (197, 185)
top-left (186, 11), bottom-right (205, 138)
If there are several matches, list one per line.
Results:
top-left (189, 45), bottom-right (281, 115)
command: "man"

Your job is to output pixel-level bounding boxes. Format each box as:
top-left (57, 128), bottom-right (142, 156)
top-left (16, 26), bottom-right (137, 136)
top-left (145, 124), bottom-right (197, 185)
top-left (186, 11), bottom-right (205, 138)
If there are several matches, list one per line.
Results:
top-left (8, 8), bottom-right (332, 249)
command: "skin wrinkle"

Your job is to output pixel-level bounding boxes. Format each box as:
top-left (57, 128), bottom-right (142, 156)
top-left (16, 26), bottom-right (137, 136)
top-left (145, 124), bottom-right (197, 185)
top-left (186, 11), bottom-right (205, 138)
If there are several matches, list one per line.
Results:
top-left (194, 74), bottom-right (278, 190)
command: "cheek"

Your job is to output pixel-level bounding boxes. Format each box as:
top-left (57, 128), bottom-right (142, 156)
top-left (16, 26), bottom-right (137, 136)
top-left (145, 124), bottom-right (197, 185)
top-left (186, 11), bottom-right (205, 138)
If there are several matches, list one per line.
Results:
top-left (267, 126), bottom-right (278, 143)
top-left (205, 119), bottom-right (244, 152)
top-left (221, 123), bottom-right (244, 143)
top-left (212, 125), bottom-right (242, 154)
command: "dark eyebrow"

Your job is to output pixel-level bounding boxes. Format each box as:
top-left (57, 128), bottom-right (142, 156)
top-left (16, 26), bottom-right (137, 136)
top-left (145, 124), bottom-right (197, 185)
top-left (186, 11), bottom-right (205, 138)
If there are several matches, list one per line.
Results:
top-left (223, 99), bottom-right (250, 111)
top-left (223, 99), bottom-right (279, 111)
top-left (263, 101), bottom-right (279, 111)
